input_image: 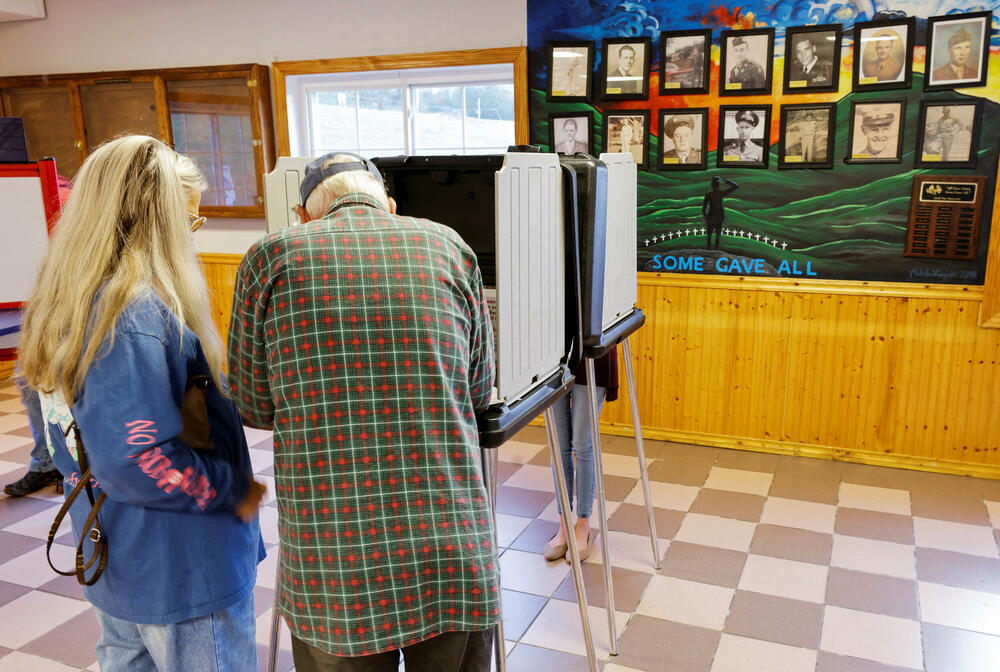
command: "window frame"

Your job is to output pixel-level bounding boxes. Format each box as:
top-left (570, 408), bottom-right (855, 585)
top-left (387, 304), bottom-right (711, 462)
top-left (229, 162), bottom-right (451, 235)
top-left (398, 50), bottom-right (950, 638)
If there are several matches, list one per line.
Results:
top-left (0, 63), bottom-right (275, 218)
top-left (272, 47), bottom-right (528, 158)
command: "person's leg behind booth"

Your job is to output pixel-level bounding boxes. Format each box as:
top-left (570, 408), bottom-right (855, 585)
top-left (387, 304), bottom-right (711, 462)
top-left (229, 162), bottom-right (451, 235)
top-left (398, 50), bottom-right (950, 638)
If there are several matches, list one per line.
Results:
top-left (3, 376), bottom-right (62, 497)
top-left (544, 391), bottom-right (575, 560)
top-left (567, 382), bottom-right (605, 561)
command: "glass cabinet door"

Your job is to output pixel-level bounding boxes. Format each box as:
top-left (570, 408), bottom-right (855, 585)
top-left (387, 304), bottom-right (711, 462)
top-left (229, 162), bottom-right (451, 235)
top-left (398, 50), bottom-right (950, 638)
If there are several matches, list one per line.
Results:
top-left (79, 80), bottom-right (160, 149)
top-left (1, 86), bottom-right (81, 177)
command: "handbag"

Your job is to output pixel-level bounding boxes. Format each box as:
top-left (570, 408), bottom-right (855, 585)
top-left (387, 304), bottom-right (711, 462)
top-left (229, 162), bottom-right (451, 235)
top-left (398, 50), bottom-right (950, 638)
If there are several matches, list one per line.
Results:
top-left (45, 421), bottom-right (108, 586)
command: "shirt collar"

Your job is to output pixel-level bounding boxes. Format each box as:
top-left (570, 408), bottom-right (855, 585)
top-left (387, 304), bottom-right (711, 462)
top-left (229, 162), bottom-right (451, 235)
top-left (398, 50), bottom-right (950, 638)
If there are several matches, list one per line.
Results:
top-left (323, 192), bottom-right (388, 218)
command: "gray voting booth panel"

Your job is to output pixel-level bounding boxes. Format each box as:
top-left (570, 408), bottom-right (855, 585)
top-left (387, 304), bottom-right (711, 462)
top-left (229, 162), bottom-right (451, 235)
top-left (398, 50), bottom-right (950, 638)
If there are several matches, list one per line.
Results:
top-left (262, 153), bottom-right (566, 405)
top-left (598, 153), bottom-right (638, 332)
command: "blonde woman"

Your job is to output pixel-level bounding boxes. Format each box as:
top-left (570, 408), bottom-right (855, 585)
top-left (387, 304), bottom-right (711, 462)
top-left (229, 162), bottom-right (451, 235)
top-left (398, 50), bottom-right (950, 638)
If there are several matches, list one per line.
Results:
top-left (18, 135), bottom-right (266, 672)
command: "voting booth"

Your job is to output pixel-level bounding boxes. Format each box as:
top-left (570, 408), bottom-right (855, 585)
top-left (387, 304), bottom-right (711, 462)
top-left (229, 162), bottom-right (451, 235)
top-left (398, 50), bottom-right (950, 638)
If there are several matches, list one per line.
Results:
top-left (0, 120), bottom-right (62, 360)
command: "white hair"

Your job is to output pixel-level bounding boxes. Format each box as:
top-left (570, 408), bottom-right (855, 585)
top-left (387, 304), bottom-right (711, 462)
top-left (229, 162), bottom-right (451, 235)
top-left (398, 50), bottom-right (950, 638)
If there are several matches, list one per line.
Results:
top-left (304, 154), bottom-right (390, 220)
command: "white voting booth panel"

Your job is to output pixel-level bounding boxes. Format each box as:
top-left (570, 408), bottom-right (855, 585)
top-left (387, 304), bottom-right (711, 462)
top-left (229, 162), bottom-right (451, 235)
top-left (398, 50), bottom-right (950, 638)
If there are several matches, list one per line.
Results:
top-left (0, 176), bottom-right (49, 305)
top-left (598, 152), bottom-right (638, 332)
top-left (262, 153), bottom-right (566, 405)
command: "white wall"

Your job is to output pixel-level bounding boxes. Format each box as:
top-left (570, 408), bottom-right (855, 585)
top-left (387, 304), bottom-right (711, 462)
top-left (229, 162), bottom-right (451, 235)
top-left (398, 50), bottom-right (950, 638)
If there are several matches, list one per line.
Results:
top-left (0, 0), bottom-right (527, 253)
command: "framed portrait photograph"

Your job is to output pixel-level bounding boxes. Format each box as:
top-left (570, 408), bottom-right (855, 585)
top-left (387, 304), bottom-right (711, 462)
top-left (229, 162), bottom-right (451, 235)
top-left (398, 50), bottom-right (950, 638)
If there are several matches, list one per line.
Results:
top-left (778, 103), bottom-right (836, 169)
top-left (852, 18), bottom-right (915, 91)
top-left (659, 29), bottom-right (711, 94)
top-left (915, 100), bottom-right (983, 168)
top-left (603, 110), bottom-right (650, 169)
top-left (717, 105), bottom-right (771, 168)
top-left (719, 28), bottom-right (775, 96)
top-left (783, 24), bottom-right (842, 93)
top-left (547, 42), bottom-right (594, 102)
top-left (601, 37), bottom-right (652, 100)
top-left (658, 107), bottom-right (708, 170)
top-left (925, 11), bottom-right (991, 90)
top-left (549, 112), bottom-right (593, 155)
top-left (846, 100), bottom-right (906, 163)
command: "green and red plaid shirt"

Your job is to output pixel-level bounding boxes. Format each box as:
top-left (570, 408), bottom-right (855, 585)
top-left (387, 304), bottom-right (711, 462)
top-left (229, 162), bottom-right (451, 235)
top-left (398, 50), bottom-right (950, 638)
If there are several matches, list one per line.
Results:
top-left (228, 193), bottom-right (498, 656)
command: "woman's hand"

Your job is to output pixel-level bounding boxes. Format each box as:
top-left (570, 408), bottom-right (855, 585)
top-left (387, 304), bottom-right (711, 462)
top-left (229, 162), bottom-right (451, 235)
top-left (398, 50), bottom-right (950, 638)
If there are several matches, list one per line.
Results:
top-left (233, 477), bottom-right (267, 521)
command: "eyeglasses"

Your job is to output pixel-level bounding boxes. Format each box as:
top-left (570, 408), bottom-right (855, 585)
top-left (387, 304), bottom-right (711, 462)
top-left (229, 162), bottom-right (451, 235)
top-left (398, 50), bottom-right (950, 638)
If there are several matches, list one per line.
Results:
top-left (188, 212), bottom-right (207, 232)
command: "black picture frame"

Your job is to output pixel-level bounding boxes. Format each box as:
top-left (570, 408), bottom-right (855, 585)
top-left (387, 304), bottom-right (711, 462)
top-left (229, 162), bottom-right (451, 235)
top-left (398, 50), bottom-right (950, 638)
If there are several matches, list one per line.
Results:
top-left (851, 17), bottom-right (916, 92)
top-left (778, 103), bottom-right (836, 169)
top-left (783, 24), bottom-right (842, 94)
top-left (658, 107), bottom-right (709, 170)
top-left (717, 105), bottom-right (771, 168)
top-left (845, 99), bottom-right (907, 163)
top-left (600, 37), bottom-right (652, 100)
top-left (924, 11), bottom-right (991, 91)
top-left (549, 111), bottom-right (594, 156)
top-left (659, 29), bottom-right (711, 95)
top-left (602, 109), bottom-right (651, 169)
top-left (719, 28), bottom-right (775, 96)
top-left (915, 100), bottom-right (983, 168)
top-left (546, 42), bottom-right (595, 102)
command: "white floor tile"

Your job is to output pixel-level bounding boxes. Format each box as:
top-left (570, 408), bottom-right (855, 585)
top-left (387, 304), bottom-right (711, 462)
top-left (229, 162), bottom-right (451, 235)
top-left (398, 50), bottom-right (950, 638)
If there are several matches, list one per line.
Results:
top-left (242, 426), bottom-right (273, 448)
top-left (0, 415), bottom-right (29, 433)
top-left (0, 460), bottom-right (24, 479)
top-left (247, 448), bottom-right (273, 475)
top-left (0, 591), bottom-right (90, 649)
top-left (503, 464), bottom-right (555, 492)
top-left (582, 530), bottom-right (668, 572)
top-left (704, 467), bottom-right (773, 497)
top-left (674, 513), bottom-right (756, 552)
top-left (495, 513), bottom-right (532, 548)
top-left (0, 651), bottom-right (80, 672)
top-left (498, 549), bottom-right (570, 596)
top-left (0, 504), bottom-right (61, 539)
top-left (497, 440), bottom-right (544, 465)
top-left (598, 453), bottom-right (653, 479)
top-left (820, 606), bottom-right (923, 669)
top-left (259, 505), bottom-right (280, 545)
top-left (711, 633), bottom-right (817, 672)
top-left (738, 554), bottom-right (828, 603)
top-left (913, 517), bottom-right (999, 558)
top-left (0, 543), bottom-right (74, 588)
top-left (919, 581), bottom-right (1000, 637)
top-left (636, 575), bottom-right (734, 630)
top-left (255, 608), bottom-right (293, 649)
top-left (256, 544), bottom-right (279, 590)
top-left (830, 534), bottom-right (916, 579)
top-left (0, 398), bottom-right (26, 414)
top-left (519, 597), bottom-right (627, 660)
top-left (0, 434), bottom-right (32, 455)
top-left (603, 664), bottom-right (646, 672)
top-left (760, 497), bottom-right (836, 534)
top-left (537, 497), bottom-right (620, 523)
top-left (838, 483), bottom-right (911, 516)
top-left (986, 500), bottom-right (1000, 529)
top-left (623, 480), bottom-right (699, 512)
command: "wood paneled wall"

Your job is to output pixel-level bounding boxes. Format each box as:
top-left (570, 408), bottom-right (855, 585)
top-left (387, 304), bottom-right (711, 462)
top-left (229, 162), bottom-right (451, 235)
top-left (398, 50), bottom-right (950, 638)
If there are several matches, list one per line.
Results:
top-left (198, 253), bottom-right (1000, 478)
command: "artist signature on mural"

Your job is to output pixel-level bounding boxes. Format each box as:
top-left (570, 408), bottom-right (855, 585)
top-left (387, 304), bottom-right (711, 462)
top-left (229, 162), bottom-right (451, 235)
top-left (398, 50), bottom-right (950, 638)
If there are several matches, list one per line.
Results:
top-left (908, 267), bottom-right (977, 281)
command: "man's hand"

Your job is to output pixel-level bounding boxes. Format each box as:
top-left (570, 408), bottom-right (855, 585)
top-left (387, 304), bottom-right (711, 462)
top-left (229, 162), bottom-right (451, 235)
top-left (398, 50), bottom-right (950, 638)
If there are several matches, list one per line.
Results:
top-left (234, 477), bottom-right (267, 521)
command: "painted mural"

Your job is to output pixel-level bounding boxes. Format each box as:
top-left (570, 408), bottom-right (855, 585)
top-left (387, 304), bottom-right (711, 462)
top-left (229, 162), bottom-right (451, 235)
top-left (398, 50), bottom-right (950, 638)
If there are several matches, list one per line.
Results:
top-left (527, 0), bottom-right (1000, 283)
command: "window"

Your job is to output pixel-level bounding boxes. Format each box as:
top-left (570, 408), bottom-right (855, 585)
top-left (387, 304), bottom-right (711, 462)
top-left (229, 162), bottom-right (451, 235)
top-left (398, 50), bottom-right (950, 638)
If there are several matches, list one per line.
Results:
top-left (286, 64), bottom-right (515, 158)
top-left (273, 47), bottom-right (528, 158)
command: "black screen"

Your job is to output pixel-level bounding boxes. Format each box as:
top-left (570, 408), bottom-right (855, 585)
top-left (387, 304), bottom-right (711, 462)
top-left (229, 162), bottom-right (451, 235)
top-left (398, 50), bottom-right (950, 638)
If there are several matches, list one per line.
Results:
top-left (0, 118), bottom-right (29, 163)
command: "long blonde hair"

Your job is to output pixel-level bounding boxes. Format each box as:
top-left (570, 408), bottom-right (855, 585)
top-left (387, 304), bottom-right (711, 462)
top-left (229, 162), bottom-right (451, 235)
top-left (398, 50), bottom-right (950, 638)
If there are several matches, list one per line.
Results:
top-left (18, 135), bottom-right (224, 402)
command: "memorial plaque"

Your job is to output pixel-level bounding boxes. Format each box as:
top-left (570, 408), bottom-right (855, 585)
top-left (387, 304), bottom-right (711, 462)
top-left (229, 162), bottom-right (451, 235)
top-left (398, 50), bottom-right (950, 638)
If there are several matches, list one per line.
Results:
top-left (905, 175), bottom-right (987, 260)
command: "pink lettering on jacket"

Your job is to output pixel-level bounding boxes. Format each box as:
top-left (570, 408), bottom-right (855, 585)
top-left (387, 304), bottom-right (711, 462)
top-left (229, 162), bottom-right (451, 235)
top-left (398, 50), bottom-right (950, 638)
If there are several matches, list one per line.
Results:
top-left (125, 419), bottom-right (158, 445)
top-left (129, 444), bottom-right (218, 510)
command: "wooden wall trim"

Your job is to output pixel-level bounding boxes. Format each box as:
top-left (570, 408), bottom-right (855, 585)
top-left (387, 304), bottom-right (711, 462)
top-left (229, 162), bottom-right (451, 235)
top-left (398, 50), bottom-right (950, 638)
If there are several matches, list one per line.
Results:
top-left (640, 272), bottom-right (985, 301)
top-left (980, 153), bottom-right (1000, 327)
top-left (272, 46), bottom-right (529, 157)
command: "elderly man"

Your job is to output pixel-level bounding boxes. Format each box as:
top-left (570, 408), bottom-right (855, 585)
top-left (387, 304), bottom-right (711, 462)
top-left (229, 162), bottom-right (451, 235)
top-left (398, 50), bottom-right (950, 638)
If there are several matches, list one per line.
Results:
top-left (723, 110), bottom-right (763, 162)
top-left (662, 115), bottom-right (701, 164)
top-left (863, 29), bottom-right (903, 81)
top-left (228, 153), bottom-right (497, 671)
top-left (932, 26), bottom-right (979, 81)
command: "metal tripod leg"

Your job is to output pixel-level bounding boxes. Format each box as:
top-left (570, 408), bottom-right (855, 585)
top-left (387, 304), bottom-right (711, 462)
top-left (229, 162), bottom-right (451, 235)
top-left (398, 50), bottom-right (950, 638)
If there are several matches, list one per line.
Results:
top-left (623, 337), bottom-right (661, 569)
top-left (544, 406), bottom-right (599, 672)
top-left (267, 554), bottom-right (281, 672)
top-left (584, 360), bottom-right (618, 655)
top-left (480, 446), bottom-right (507, 672)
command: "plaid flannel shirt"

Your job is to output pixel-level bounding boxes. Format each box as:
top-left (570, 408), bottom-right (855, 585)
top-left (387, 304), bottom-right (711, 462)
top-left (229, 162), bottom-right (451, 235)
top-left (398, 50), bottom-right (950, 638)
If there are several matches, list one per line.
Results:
top-left (228, 193), bottom-right (498, 656)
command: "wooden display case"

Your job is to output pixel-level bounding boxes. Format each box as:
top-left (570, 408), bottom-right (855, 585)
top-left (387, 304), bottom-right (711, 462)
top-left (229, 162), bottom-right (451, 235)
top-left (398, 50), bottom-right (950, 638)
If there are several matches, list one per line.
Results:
top-left (0, 64), bottom-right (275, 218)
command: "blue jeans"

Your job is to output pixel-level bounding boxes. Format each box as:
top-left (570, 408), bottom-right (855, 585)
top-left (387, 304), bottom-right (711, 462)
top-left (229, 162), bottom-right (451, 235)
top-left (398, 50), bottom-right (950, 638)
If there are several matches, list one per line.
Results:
top-left (550, 383), bottom-right (605, 519)
top-left (16, 376), bottom-right (53, 473)
top-left (93, 591), bottom-right (258, 672)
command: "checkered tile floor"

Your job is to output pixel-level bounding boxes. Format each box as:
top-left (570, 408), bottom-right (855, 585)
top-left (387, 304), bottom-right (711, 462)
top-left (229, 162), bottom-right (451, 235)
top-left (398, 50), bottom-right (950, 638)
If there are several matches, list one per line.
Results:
top-left (2, 381), bottom-right (1000, 671)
